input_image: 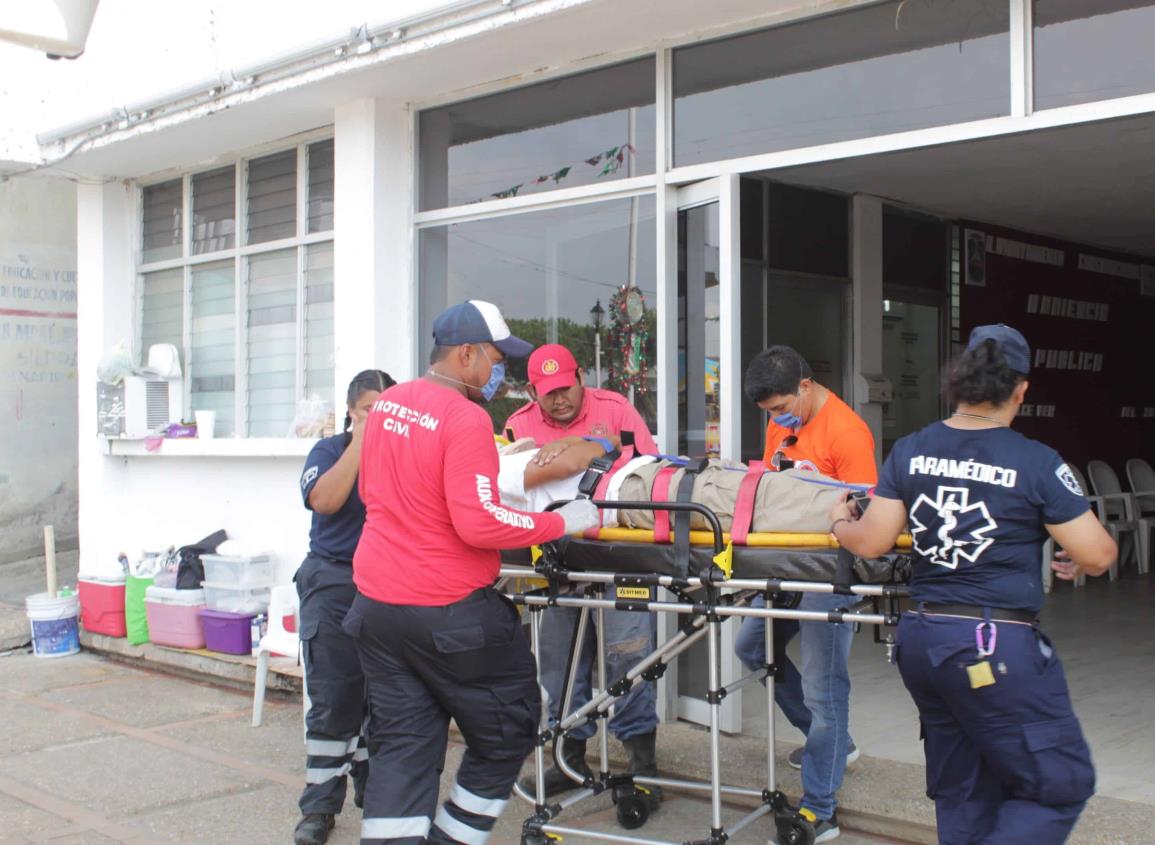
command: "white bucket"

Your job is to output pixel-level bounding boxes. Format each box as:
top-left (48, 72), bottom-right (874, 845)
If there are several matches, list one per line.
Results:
top-left (25, 592), bottom-right (80, 658)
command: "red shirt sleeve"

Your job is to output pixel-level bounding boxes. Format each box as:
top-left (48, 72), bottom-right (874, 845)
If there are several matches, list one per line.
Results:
top-left (502, 407), bottom-right (525, 440)
top-left (617, 403), bottom-right (658, 454)
top-left (443, 405), bottom-right (568, 548)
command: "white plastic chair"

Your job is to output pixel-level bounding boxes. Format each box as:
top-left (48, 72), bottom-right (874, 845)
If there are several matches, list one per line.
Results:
top-left (1044, 464), bottom-right (1116, 592)
top-left (251, 584), bottom-right (304, 727)
top-left (1087, 460), bottom-right (1150, 576)
top-left (1125, 458), bottom-right (1155, 519)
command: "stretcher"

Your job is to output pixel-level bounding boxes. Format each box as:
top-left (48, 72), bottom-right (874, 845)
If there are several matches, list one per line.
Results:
top-left (499, 498), bottom-right (910, 845)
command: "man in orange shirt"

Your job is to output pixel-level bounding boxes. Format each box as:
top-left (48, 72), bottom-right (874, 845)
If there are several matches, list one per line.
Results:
top-left (736, 345), bottom-right (877, 843)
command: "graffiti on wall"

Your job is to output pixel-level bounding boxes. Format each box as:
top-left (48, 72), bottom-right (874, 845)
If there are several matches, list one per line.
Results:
top-left (0, 176), bottom-right (79, 561)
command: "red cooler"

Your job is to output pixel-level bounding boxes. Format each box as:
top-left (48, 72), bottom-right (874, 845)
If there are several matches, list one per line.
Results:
top-left (78, 575), bottom-right (127, 637)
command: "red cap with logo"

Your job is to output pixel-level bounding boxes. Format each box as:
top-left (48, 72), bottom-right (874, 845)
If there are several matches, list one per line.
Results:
top-left (528, 344), bottom-right (580, 395)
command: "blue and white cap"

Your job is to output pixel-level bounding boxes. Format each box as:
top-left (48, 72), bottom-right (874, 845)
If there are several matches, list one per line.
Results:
top-left (966, 323), bottom-right (1031, 375)
top-left (431, 300), bottom-right (533, 358)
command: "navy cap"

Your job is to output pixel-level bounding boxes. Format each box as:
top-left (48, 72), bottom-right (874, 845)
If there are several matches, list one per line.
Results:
top-left (967, 324), bottom-right (1031, 375)
top-left (431, 300), bottom-right (534, 358)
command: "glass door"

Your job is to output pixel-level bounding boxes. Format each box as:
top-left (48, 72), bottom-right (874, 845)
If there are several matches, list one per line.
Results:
top-left (678, 196), bottom-right (720, 457)
top-left (882, 297), bottom-right (944, 453)
top-left (880, 206), bottom-right (950, 453)
top-left (670, 176), bottom-right (743, 732)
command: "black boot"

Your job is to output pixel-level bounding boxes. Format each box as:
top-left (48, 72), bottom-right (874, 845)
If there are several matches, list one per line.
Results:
top-left (352, 761), bottom-right (367, 809)
top-left (521, 737), bottom-right (592, 798)
top-left (294, 813), bottom-right (335, 845)
top-left (621, 732), bottom-right (662, 808)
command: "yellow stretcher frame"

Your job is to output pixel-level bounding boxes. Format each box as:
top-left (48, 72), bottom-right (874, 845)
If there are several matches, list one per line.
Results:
top-left (585, 526), bottom-right (913, 550)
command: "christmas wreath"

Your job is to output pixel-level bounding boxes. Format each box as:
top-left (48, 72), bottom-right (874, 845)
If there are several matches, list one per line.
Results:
top-left (606, 285), bottom-right (650, 396)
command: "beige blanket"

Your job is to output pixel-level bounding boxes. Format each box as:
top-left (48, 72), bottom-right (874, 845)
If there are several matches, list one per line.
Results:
top-left (615, 460), bottom-right (847, 533)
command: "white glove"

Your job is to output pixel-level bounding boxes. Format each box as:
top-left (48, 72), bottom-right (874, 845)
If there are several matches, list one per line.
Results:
top-left (556, 499), bottom-right (600, 535)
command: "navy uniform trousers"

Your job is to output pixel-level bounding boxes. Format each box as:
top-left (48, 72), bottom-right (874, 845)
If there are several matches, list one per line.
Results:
top-left (896, 611), bottom-right (1095, 845)
top-left (343, 587), bottom-right (540, 845)
top-left (296, 554), bottom-right (369, 815)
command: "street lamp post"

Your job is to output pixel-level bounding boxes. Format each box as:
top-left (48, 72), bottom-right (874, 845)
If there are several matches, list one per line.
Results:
top-left (590, 299), bottom-right (605, 388)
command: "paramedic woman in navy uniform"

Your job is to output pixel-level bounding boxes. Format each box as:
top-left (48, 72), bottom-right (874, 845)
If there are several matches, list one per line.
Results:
top-left (832, 325), bottom-right (1116, 845)
top-left (293, 370), bottom-right (396, 845)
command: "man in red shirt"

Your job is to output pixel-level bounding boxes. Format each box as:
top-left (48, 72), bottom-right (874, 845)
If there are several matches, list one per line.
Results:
top-left (504, 344), bottom-right (665, 805)
top-left (505, 343), bottom-right (658, 455)
top-left (347, 301), bottom-right (599, 845)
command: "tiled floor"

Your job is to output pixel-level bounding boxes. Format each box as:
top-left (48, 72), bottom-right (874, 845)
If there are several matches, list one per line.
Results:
top-left (0, 652), bottom-right (909, 845)
top-left (741, 568), bottom-right (1155, 805)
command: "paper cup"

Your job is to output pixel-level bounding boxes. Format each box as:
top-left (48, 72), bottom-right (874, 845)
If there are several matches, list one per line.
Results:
top-left (195, 410), bottom-right (216, 439)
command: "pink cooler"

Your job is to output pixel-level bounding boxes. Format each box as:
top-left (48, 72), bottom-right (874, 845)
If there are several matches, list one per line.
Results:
top-left (199, 608), bottom-right (255, 655)
top-left (79, 575), bottom-right (127, 637)
top-left (144, 586), bottom-right (206, 649)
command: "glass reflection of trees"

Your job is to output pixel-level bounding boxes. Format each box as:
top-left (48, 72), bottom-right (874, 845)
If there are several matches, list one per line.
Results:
top-left (484, 311), bottom-right (657, 436)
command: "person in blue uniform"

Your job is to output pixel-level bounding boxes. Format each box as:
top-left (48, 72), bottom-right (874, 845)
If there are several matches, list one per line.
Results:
top-left (294, 369), bottom-right (396, 845)
top-left (831, 324), bottom-right (1116, 845)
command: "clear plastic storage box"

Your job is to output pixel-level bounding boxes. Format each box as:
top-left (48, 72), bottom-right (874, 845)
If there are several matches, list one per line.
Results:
top-left (201, 581), bottom-right (272, 615)
top-left (200, 554), bottom-right (275, 586)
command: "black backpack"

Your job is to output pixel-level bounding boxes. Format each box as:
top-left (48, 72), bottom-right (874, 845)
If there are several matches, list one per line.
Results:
top-left (175, 529), bottom-right (228, 590)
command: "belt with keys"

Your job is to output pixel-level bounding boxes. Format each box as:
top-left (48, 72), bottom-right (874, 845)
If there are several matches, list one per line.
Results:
top-left (967, 611), bottom-right (999, 689)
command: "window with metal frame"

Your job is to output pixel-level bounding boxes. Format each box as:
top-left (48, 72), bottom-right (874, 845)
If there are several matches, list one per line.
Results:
top-left (418, 57), bottom-right (656, 211)
top-left (1033, 0), bottom-right (1155, 110)
top-left (136, 138), bottom-right (335, 438)
top-left (417, 195), bottom-right (659, 434)
top-left (673, 0), bottom-right (1011, 167)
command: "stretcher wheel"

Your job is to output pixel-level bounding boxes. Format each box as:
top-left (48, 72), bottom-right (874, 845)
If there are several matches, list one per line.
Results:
top-left (774, 815), bottom-right (815, 845)
top-left (521, 833), bottom-right (561, 845)
top-left (614, 792), bottom-right (650, 829)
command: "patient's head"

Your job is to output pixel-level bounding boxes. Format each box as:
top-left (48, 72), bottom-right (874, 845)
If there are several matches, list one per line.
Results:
top-left (498, 436), bottom-right (538, 456)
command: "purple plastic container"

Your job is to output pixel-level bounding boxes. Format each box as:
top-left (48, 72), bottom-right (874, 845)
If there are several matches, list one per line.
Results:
top-left (198, 608), bottom-right (255, 655)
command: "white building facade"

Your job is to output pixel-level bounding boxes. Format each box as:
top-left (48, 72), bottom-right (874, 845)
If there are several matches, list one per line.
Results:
top-left (6, 0), bottom-right (1155, 729)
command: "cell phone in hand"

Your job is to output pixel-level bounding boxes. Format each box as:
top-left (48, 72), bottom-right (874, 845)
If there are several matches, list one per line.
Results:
top-left (848, 490), bottom-right (871, 516)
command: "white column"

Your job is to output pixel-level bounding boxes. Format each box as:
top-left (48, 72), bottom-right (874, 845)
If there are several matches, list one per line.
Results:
top-left (851, 194), bottom-right (884, 466)
top-left (654, 47), bottom-right (677, 457)
top-left (76, 181), bottom-right (135, 574)
top-left (333, 98), bottom-right (416, 403)
top-left (1010, 0), bottom-right (1034, 119)
top-left (717, 174), bottom-right (741, 463)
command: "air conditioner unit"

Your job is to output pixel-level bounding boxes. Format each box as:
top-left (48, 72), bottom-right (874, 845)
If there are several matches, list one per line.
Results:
top-left (96, 376), bottom-right (183, 438)
top-left (96, 343), bottom-right (184, 438)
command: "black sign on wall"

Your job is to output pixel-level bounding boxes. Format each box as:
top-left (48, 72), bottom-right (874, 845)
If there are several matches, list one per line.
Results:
top-left (959, 222), bottom-right (1155, 476)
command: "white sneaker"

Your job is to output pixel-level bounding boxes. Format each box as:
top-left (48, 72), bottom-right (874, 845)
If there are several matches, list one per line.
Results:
top-left (787, 742), bottom-right (859, 770)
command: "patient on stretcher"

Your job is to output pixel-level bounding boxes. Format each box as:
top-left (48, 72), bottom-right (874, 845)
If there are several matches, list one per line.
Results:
top-left (497, 435), bottom-right (860, 534)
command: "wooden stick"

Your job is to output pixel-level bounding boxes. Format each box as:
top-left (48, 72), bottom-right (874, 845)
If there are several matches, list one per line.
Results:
top-left (44, 525), bottom-right (57, 598)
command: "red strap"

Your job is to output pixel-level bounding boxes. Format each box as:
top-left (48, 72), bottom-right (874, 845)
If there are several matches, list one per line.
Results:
top-left (583, 446), bottom-right (634, 539)
top-left (650, 466), bottom-right (680, 544)
top-left (731, 460), bottom-right (765, 546)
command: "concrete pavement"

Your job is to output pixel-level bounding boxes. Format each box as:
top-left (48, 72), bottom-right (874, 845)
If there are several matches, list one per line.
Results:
top-left (0, 651), bottom-right (909, 845)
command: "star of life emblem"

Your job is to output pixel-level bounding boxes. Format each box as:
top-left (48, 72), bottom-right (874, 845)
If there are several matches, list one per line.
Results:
top-left (909, 485), bottom-right (997, 570)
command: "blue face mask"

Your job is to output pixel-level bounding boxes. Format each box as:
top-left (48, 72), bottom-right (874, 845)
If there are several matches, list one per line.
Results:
top-left (773, 394), bottom-right (803, 430)
top-left (481, 361), bottom-right (506, 403)
top-left (477, 346), bottom-right (505, 403)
